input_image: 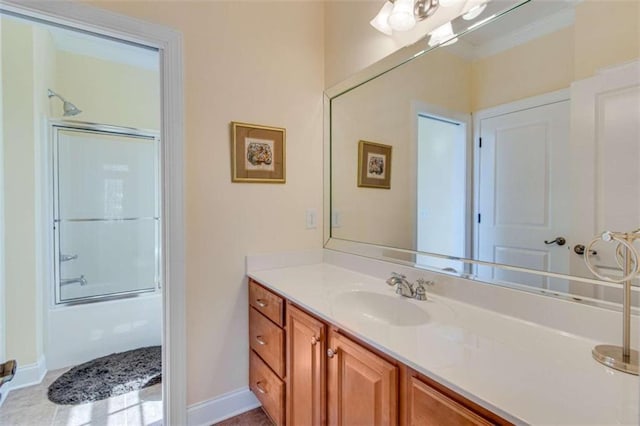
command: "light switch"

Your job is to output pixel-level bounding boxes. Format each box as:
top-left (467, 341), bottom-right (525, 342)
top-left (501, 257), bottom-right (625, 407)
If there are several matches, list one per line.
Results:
top-left (306, 208), bottom-right (317, 229)
top-left (332, 210), bottom-right (342, 228)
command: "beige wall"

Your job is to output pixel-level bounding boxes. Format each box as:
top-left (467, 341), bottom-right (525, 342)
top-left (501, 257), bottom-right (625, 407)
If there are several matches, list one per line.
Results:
top-left (471, 27), bottom-right (574, 111)
top-left (89, 1), bottom-right (325, 405)
top-left (324, 0), bottom-right (399, 89)
top-left (471, 0), bottom-right (640, 111)
top-left (55, 51), bottom-right (159, 129)
top-left (1, 19), bottom-right (40, 365)
top-left (574, 0), bottom-right (640, 80)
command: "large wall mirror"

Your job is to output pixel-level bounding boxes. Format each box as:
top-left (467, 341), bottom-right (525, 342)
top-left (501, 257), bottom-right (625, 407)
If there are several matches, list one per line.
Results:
top-left (327, 0), bottom-right (640, 307)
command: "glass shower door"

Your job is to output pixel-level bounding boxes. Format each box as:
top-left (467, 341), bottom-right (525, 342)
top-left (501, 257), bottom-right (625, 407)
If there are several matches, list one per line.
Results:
top-left (53, 126), bottom-right (160, 304)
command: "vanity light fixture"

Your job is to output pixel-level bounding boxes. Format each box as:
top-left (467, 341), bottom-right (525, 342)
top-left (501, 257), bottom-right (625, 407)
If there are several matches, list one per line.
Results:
top-left (438, 0), bottom-right (463, 6)
top-left (370, 0), bottom-right (440, 34)
top-left (370, 1), bottom-right (395, 35)
top-left (462, 2), bottom-right (487, 20)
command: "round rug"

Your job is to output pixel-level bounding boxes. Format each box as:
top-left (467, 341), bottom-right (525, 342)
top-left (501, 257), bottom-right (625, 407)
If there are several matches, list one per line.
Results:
top-left (48, 346), bottom-right (161, 405)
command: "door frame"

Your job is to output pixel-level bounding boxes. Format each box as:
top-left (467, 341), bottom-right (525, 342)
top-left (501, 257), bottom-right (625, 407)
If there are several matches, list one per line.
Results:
top-left (0, 1), bottom-right (186, 423)
top-left (472, 89), bottom-right (569, 266)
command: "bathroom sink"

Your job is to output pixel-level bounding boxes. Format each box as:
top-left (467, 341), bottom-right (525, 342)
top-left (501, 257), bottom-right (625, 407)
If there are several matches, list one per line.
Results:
top-left (333, 291), bottom-right (429, 326)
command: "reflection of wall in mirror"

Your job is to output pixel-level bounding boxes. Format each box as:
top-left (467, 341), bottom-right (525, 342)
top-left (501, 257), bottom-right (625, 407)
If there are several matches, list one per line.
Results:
top-left (331, 49), bottom-right (471, 249)
top-left (472, 0), bottom-right (640, 110)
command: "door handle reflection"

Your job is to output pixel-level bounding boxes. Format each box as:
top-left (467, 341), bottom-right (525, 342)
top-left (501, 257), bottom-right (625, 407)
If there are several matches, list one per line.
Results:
top-left (544, 237), bottom-right (566, 246)
top-left (574, 244), bottom-right (597, 256)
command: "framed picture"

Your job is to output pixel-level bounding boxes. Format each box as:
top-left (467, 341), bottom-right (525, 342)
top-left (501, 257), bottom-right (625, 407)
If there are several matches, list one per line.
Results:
top-left (358, 140), bottom-right (391, 189)
top-left (231, 121), bottom-right (286, 183)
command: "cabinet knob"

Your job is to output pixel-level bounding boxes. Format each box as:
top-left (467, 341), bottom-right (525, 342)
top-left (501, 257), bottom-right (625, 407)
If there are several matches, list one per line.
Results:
top-left (311, 336), bottom-right (319, 345)
top-left (327, 348), bottom-right (337, 358)
top-left (255, 381), bottom-right (267, 394)
top-left (255, 335), bottom-right (266, 346)
top-left (255, 299), bottom-right (267, 308)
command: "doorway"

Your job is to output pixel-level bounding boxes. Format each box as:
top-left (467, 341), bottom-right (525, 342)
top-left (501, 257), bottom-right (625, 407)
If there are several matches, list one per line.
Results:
top-left (0, 1), bottom-right (185, 424)
top-left (416, 112), bottom-right (470, 272)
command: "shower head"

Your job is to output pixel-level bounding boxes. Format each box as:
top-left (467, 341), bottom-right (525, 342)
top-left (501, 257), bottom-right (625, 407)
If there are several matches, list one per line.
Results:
top-left (47, 89), bottom-right (82, 117)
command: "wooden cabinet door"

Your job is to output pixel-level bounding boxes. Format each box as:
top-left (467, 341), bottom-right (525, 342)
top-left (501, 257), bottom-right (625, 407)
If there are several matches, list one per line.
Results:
top-left (327, 330), bottom-right (398, 426)
top-left (286, 303), bottom-right (327, 426)
top-left (406, 376), bottom-right (492, 426)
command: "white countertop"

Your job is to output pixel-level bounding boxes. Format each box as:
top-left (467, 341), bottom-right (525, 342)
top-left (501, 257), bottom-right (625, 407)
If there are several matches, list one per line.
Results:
top-left (248, 263), bottom-right (639, 425)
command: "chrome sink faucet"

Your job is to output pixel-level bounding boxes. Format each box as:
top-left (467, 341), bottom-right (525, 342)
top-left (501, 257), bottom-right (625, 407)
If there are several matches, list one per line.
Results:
top-left (386, 272), bottom-right (413, 297)
top-left (386, 272), bottom-right (434, 300)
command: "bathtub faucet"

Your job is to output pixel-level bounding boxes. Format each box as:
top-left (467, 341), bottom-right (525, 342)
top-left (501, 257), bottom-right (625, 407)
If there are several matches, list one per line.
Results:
top-left (60, 275), bottom-right (87, 286)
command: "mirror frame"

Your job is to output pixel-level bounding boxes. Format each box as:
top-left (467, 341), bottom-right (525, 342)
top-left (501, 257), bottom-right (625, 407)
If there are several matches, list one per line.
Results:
top-left (322, 0), bottom-right (638, 311)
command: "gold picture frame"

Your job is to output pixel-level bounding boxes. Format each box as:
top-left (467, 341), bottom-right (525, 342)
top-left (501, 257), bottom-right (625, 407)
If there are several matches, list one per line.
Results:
top-left (358, 140), bottom-right (392, 189)
top-left (231, 121), bottom-right (286, 183)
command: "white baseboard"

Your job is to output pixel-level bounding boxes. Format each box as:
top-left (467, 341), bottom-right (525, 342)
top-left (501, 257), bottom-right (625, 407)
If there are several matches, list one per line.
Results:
top-left (187, 387), bottom-right (260, 426)
top-left (0, 355), bottom-right (47, 407)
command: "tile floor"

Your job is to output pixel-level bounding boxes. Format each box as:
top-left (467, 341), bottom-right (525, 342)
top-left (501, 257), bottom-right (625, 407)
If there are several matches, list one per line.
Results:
top-left (213, 408), bottom-right (272, 426)
top-left (0, 369), bottom-right (162, 426)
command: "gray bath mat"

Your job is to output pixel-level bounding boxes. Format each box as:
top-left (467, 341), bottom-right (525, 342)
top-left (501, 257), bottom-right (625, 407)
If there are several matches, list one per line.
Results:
top-left (48, 346), bottom-right (161, 405)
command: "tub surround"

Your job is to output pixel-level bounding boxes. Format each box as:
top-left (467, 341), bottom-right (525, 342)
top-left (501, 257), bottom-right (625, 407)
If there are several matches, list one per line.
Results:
top-left (247, 249), bottom-right (639, 425)
top-left (45, 293), bottom-right (162, 370)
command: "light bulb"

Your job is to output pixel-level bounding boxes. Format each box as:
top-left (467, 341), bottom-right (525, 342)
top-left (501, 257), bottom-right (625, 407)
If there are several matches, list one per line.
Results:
top-left (388, 0), bottom-right (416, 32)
top-left (370, 1), bottom-right (394, 35)
top-left (462, 3), bottom-right (487, 20)
top-left (428, 22), bottom-right (458, 47)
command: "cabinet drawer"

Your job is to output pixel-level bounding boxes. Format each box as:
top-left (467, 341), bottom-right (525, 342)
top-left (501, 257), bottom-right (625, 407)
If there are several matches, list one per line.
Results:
top-left (250, 350), bottom-right (285, 426)
top-left (249, 280), bottom-right (284, 327)
top-left (250, 307), bottom-right (285, 378)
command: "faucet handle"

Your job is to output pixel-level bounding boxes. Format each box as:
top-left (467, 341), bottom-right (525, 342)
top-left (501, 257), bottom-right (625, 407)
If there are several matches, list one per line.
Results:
top-left (414, 278), bottom-right (434, 301)
top-left (416, 278), bottom-right (434, 287)
top-left (414, 285), bottom-right (428, 301)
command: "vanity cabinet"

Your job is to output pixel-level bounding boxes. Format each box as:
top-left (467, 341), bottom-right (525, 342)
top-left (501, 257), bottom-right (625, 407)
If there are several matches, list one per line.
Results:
top-left (248, 280), bottom-right (286, 425)
top-left (327, 329), bottom-right (398, 425)
top-left (400, 367), bottom-right (510, 426)
top-left (248, 278), bottom-right (510, 426)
